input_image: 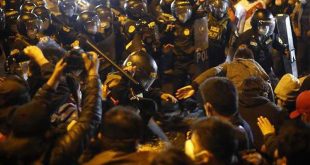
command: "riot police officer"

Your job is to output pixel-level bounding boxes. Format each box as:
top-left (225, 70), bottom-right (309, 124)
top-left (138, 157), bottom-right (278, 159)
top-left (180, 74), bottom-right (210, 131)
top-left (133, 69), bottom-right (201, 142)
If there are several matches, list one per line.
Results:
top-left (234, 9), bottom-right (288, 79)
top-left (95, 5), bottom-right (117, 63)
top-left (120, 0), bottom-right (160, 61)
top-left (56, 0), bottom-right (78, 27)
top-left (161, 0), bottom-right (207, 94)
top-left (122, 0), bottom-right (148, 42)
top-left (17, 12), bottom-right (44, 42)
top-left (77, 11), bottom-right (100, 37)
top-left (103, 50), bottom-right (176, 115)
top-left (54, 0), bottom-right (79, 45)
top-left (207, 0), bottom-right (233, 67)
top-left (102, 49), bottom-right (175, 141)
top-left (31, 6), bottom-right (54, 35)
top-left (4, 12), bottom-right (42, 76)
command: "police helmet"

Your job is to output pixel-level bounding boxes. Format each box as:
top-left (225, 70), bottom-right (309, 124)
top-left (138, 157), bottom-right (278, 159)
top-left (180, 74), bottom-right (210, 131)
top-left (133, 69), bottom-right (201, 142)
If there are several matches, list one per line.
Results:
top-left (95, 5), bottom-right (113, 36)
top-left (20, 1), bottom-right (37, 14)
top-left (160, 0), bottom-right (174, 13)
top-left (77, 10), bottom-right (100, 35)
top-left (251, 9), bottom-right (275, 36)
top-left (171, 0), bottom-right (192, 23)
top-left (17, 12), bottom-right (42, 39)
top-left (136, 18), bottom-right (159, 45)
top-left (122, 50), bottom-right (158, 91)
top-left (58, 0), bottom-right (77, 17)
top-left (209, 0), bottom-right (229, 19)
top-left (124, 0), bottom-right (147, 20)
top-left (32, 6), bottom-right (51, 31)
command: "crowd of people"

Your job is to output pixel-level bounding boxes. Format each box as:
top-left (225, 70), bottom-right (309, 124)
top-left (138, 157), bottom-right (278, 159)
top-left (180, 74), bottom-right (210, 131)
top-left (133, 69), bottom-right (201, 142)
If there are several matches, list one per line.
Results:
top-left (0, 0), bottom-right (309, 164)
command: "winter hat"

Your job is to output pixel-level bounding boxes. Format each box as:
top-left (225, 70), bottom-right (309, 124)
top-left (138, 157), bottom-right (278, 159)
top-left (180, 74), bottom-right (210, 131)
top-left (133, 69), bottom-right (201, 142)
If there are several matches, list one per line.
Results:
top-left (11, 100), bottom-right (50, 137)
top-left (274, 74), bottom-right (301, 102)
top-left (0, 76), bottom-right (30, 108)
top-left (289, 91), bottom-right (310, 119)
top-left (199, 77), bottom-right (238, 116)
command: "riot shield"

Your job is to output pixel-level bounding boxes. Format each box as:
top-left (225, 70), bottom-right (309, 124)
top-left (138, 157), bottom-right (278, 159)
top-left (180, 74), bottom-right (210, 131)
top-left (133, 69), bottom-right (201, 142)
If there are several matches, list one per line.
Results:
top-left (194, 16), bottom-right (209, 50)
top-left (275, 14), bottom-right (298, 77)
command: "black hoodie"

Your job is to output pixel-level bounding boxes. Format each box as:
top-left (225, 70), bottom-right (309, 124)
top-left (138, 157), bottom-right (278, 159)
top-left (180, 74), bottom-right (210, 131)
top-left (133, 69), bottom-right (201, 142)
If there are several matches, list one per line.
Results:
top-left (239, 91), bottom-right (282, 150)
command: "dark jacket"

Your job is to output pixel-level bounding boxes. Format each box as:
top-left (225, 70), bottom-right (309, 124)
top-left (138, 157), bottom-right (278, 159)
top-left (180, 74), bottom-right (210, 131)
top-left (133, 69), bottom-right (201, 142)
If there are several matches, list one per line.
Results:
top-left (231, 114), bottom-right (255, 150)
top-left (48, 76), bottom-right (102, 165)
top-left (239, 92), bottom-right (281, 150)
top-left (0, 76), bottom-right (102, 165)
top-left (84, 150), bottom-right (155, 165)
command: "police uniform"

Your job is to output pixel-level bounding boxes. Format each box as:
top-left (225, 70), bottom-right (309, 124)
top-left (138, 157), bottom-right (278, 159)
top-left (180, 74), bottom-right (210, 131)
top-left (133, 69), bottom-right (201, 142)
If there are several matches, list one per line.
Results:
top-left (207, 14), bottom-right (232, 67)
top-left (234, 29), bottom-right (287, 75)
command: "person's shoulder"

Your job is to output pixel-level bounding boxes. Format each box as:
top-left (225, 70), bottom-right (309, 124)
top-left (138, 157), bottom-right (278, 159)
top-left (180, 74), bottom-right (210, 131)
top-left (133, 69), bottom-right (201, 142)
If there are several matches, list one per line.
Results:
top-left (264, 101), bottom-right (282, 112)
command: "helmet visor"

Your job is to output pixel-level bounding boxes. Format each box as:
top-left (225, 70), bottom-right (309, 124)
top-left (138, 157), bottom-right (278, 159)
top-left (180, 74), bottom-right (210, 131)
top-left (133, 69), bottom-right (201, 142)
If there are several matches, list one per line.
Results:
top-left (85, 20), bottom-right (99, 34)
top-left (257, 19), bottom-right (275, 36)
top-left (175, 6), bottom-right (192, 23)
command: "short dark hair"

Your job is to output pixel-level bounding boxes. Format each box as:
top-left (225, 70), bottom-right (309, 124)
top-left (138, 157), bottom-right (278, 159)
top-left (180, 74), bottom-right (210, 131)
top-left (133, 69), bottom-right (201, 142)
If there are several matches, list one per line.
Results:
top-left (0, 75), bottom-right (30, 108)
top-left (233, 44), bottom-right (254, 59)
top-left (199, 77), bottom-right (238, 116)
top-left (277, 121), bottom-right (310, 165)
top-left (241, 76), bottom-right (269, 96)
top-left (101, 106), bottom-right (143, 152)
top-left (192, 117), bottom-right (238, 164)
top-left (151, 148), bottom-right (195, 165)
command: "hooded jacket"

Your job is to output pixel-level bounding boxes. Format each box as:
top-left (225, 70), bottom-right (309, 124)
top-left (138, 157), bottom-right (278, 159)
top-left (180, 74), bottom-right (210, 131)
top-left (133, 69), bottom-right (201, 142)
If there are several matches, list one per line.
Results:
top-left (0, 76), bottom-right (102, 165)
top-left (239, 91), bottom-right (281, 149)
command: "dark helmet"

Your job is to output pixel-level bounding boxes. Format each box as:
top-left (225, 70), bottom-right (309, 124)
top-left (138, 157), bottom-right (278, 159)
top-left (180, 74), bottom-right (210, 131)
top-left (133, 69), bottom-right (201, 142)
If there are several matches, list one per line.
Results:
top-left (95, 5), bottom-right (113, 37)
top-left (0, 8), bottom-right (5, 31)
top-left (20, 1), bottom-right (37, 14)
top-left (122, 50), bottom-right (158, 91)
top-left (136, 18), bottom-right (159, 45)
top-left (17, 12), bottom-right (42, 39)
top-left (77, 10), bottom-right (100, 35)
top-left (160, 0), bottom-right (174, 13)
top-left (32, 6), bottom-right (51, 31)
top-left (124, 0), bottom-right (147, 20)
top-left (209, 0), bottom-right (229, 19)
top-left (171, 0), bottom-right (193, 23)
top-left (32, 0), bottom-right (47, 7)
top-left (5, 8), bottom-right (20, 34)
top-left (251, 9), bottom-right (275, 36)
top-left (5, 0), bottom-right (24, 9)
top-left (58, 0), bottom-right (77, 17)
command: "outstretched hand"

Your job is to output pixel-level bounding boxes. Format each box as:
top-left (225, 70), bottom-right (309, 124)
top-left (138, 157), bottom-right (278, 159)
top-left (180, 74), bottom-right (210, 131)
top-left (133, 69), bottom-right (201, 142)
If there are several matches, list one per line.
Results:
top-left (257, 116), bottom-right (275, 136)
top-left (161, 93), bottom-right (178, 103)
top-left (175, 85), bottom-right (195, 100)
